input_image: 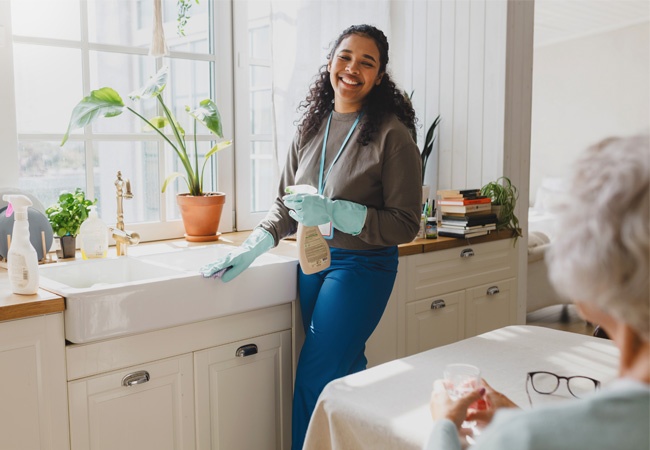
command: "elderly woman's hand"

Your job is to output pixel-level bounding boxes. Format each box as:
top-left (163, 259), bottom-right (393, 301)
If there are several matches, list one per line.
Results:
top-left (466, 378), bottom-right (518, 424)
top-left (429, 379), bottom-right (485, 429)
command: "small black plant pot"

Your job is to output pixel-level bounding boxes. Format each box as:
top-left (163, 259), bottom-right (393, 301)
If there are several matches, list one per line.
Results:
top-left (56, 235), bottom-right (76, 259)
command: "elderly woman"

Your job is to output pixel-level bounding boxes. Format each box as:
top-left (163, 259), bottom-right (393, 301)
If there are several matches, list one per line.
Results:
top-left (425, 134), bottom-right (650, 450)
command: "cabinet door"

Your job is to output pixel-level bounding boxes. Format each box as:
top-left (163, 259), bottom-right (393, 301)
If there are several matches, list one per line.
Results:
top-left (0, 313), bottom-right (69, 450)
top-left (465, 278), bottom-right (517, 338)
top-left (68, 354), bottom-right (195, 450)
top-left (195, 330), bottom-right (292, 450)
top-left (405, 291), bottom-right (465, 355)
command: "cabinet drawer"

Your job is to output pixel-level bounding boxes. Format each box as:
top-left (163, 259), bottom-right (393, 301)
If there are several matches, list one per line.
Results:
top-left (407, 239), bottom-right (517, 300)
top-left (465, 278), bottom-right (517, 338)
top-left (406, 291), bottom-right (465, 355)
top-left (68, 354), bottom-right (195, 450)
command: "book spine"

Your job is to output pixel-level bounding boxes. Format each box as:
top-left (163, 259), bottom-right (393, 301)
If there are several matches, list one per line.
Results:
top-left (439, 203), bottom-right (492, 213)
top-left (438, 197), bottom-right (491, 206)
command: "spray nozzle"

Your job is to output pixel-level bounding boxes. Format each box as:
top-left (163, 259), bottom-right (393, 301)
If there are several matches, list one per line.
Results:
top-left (2, 194), bottom-right (33, 221)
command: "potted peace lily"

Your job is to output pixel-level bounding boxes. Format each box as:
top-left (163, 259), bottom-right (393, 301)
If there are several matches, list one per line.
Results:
top-left (61, 66), bottom-right (232, 241)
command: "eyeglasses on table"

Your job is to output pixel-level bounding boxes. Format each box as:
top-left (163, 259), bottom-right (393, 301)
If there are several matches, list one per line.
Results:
top-left (525, 371), bottom-right (601, 406)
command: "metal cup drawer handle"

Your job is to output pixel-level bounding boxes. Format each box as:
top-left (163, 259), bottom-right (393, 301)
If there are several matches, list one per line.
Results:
top-left (460, 248), bottom-right (475, 258)
top-left (487, 286), bottom-right (500, 296)
top-left (121, 370), bottom-right (150, 387)
top-left (236, 344), bottom-right (258, 357)
top-left (430, 299), bottom-right (446, 309)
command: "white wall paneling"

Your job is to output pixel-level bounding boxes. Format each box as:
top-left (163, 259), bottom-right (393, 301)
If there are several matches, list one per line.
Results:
top-left (417, 0), bottom-right (514, 192)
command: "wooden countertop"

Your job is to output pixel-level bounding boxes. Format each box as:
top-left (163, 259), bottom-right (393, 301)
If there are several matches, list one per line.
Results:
top-left (0, 229), bottom-right (516, 323)
top-left (0, 271), bottom-right (65, 323)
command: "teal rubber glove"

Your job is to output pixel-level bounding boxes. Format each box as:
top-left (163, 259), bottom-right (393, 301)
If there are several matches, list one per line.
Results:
top-left (199, 228), bottom-right (275, 282)
top-left (282, 193), bottom-right (367, 236)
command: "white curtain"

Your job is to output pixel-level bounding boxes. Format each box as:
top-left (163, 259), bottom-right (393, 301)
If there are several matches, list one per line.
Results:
top-left (268, 0), bottom-right (392, 183)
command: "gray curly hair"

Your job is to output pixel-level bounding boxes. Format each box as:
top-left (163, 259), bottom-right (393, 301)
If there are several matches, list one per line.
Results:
top-left (547, 134), bottom-right (649, 341)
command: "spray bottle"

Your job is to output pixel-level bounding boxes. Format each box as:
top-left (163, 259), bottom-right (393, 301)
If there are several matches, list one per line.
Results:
top-left (285, 185), bottom-right (331, 275)
top-left (2, 194), bottom-right (39, 295)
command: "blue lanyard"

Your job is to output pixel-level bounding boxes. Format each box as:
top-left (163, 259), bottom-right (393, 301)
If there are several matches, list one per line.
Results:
top-left (318, 110), bottom-right (363, 195)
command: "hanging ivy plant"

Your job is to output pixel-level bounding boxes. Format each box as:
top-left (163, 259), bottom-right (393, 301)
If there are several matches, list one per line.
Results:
top-left (177, 0), bottom-right (200, 36)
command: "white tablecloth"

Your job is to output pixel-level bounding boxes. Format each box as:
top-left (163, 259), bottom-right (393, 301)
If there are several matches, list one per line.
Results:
top-left (303, 325), bottom-right (619, 450)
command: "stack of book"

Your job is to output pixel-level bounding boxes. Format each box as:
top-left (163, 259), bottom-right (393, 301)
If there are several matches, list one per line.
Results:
top-left (437, 189), bottom-right (497, 238)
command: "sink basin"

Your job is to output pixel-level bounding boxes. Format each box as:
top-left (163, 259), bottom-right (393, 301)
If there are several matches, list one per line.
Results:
top-left (39, 244), bottom-right (298, 344)
top-left (38, 257), bottom-right (181, 289)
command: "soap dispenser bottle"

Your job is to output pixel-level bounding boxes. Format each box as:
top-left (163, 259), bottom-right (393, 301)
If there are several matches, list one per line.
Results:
top-left (78, 205), bottom-right (108, 259)
top-left (2, 194), bottom-right (39, 295)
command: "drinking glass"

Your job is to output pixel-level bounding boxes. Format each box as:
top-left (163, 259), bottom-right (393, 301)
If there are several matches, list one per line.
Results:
top-left (444, 363), bottom-right (482, 432)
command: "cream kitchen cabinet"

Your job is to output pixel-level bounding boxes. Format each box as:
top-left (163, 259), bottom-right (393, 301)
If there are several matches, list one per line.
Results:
top-left (65, 303), bottom-right (292, 450)
top-left (195, 330), bottom-right (292, 450)
top-left (0, 313), bottom-right (70, 450)
top-left (403, 238), bottom-right (518, 356)
top-left (68, 354), bottom-right (196, 450)
top-left (366, 237), bottom-right (519, 365)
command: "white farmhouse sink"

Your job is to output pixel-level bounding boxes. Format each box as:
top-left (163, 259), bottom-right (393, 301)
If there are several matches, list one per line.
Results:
top-left (39, 244), bottom-right (298, 344)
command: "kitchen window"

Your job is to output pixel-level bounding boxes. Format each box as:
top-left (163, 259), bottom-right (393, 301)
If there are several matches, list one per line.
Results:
top-left (1, 0), bottom-right (274, 240)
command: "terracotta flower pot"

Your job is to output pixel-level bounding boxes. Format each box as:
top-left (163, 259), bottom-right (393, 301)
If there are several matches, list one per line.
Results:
top-left (176, 193), bottom-right (226, 242)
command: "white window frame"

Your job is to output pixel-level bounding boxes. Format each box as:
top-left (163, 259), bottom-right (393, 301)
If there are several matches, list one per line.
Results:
top-left (0, 0), bottom-right (236, 241)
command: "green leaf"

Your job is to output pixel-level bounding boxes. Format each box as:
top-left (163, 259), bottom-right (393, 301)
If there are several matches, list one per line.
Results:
top-left (128, 66), bottom-right (168, 101)
top-left (187, 99), bottom-right (223, 137)
top-left (161, 172), bottom-right (187, 193)
top-left (61, 87), bottom-right (125, 145)
top-left (204, 140), bottom-right (233, 160)
top-left (148, 116), bottom-right (169, 129)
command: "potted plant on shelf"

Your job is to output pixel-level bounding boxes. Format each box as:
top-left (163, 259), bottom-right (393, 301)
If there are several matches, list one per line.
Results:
top-left (45, 188), bottom-right (96, 259)
top-left (480, 176), bottom-right (522, 239)
top-left (61, 66), bottom-right (232, 242)
top-left (403, 91), bottom-right (441, 205)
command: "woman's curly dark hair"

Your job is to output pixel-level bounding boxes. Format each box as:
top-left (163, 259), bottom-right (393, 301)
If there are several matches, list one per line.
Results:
top-left (297, 24), bottom-right (417, 146)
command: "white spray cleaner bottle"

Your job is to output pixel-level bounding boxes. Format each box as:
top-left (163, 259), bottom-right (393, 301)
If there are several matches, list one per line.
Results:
top-left (285, 185), bottom-right (331, 275)
top-left (2, 194), bottom-right (40, 295)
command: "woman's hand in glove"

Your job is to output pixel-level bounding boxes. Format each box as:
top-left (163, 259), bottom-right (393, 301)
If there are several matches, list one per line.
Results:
top-left (199, 228), bottom-right (274, 282)
top-left (282, 193), bottom-right (367, 235)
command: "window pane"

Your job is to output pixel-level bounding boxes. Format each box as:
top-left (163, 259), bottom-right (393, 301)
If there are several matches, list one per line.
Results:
top-left (89, 51), bottom-right (156, 134)
top-left (247, 1), bottom-right (270, 60)
top-left (165, 58), bottom-right (212, 135)
top-left (87, 0), bottom-right (209, 53)
top-left (250, 65), bottom-right (270, 90)
top-left (166, 0), bottom-right (210, 54)
top-left (251, 141), bottom-right (273, 212)
top-left (94, 141), bottom-right (160, 224)
top-left (12, 0), bottom-right (80, 40)
top-left (17, 140), bottom-right (86, 212)
top-left (14, 44), bottom-right (82, 135)
top-left (249, 25), bottom-right (270, 60)
top-left (251, 89), bottom-right (272, 135)
top-left (87, 0), bottom-right (146, 48)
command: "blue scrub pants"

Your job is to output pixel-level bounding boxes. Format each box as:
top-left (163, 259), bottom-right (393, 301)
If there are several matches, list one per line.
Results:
top-left (291, 246), bottom-right (398, 450)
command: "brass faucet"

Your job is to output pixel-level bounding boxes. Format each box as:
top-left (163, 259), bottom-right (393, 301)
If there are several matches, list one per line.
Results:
top-left (111, 171), bottom-right (140, 256)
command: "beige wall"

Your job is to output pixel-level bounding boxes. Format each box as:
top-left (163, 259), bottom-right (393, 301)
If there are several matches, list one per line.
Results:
top-left (530, 21), bottom-right (650, 204)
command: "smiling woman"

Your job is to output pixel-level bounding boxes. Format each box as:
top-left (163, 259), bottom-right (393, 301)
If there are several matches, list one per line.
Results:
top-left (327, 34), bottom-right (384, 113)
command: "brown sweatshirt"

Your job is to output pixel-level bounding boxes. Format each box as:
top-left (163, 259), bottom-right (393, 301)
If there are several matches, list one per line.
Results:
top-left (259, 110), bottom-right (422, 250)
